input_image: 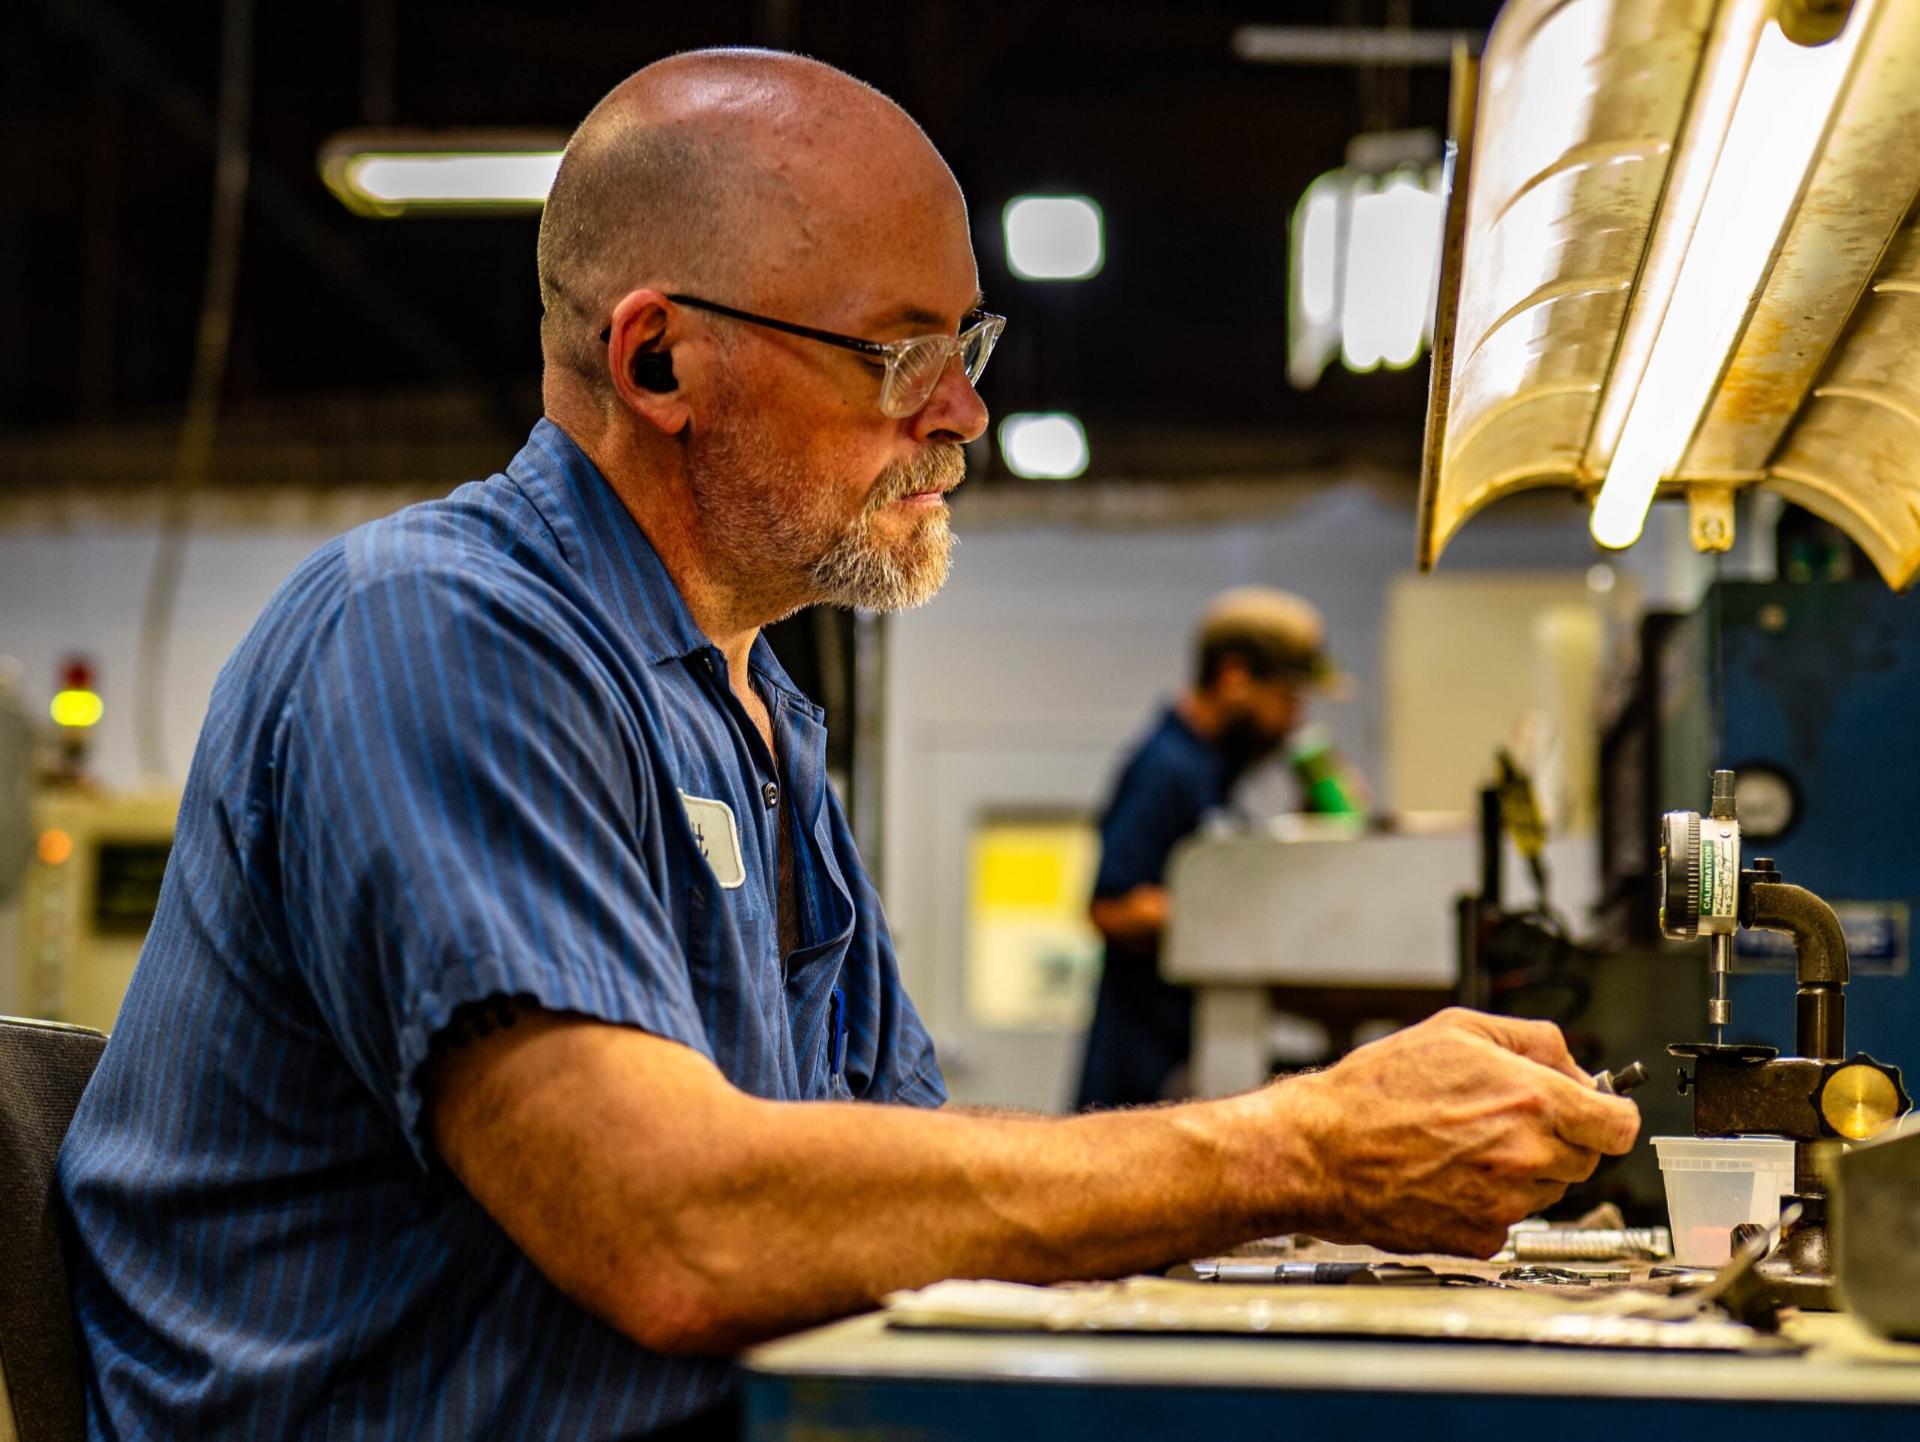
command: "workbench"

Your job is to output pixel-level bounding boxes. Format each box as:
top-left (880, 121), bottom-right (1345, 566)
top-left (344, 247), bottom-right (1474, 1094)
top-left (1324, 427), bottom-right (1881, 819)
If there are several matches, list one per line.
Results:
top-left (743, 1304), bottom-right (1920, 1440)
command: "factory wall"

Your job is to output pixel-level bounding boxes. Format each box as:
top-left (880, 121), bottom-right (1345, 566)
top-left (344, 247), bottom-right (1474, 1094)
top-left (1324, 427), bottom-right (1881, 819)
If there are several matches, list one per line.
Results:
top-left (882, 484), bottom-right (1605, 1110)
top-left (0, 527), bottom-right (343, 789)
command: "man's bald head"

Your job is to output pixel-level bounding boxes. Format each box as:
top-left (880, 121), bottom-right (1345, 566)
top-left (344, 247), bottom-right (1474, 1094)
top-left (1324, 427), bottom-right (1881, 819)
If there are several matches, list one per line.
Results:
top-left (536, 49), bottom-right (965, 398)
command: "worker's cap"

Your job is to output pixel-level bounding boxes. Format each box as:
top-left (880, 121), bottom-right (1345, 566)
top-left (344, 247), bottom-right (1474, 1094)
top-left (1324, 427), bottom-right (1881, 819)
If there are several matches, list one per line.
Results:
top-left (1197, 587), bottom-right (1352, 699)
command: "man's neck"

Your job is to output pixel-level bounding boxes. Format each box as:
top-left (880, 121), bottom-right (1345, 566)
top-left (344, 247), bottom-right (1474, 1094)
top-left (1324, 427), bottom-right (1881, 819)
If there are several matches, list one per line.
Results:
top-left (553, 409), bottom-right (795, 677)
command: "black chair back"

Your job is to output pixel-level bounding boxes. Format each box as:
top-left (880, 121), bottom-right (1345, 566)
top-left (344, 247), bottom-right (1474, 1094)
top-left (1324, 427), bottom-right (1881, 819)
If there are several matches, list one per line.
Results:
top-left (0, 1017), bottom-right (107, 1442)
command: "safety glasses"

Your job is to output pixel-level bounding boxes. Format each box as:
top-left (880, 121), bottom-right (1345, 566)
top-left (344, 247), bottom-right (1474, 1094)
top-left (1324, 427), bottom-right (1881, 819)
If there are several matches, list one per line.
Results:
top-left (606, 294), bottom-right (1006, 418)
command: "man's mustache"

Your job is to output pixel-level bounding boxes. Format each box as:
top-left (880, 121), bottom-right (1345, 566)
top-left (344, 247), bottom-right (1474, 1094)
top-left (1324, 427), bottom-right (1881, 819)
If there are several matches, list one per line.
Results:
top-left (870, 445), bottom-right (966, 507)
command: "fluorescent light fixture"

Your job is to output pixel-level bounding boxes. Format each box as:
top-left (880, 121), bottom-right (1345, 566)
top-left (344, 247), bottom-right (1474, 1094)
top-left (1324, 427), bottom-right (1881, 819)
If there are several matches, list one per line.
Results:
top-left (1289, 152), bottom-right (1444, 387)
top-left (1003, 196), bottom-right (1104, 280)
top-left (1341, 174), bottom-right (1444, 373)
top-left (1297, 178), bottom-right (1342, 326)
top-left (1590, 15), bottom-right (1864, 550)
top-left (999, 412), bottom-right (1090, 479)
top-left (319, 129), bottom-right (567, 216)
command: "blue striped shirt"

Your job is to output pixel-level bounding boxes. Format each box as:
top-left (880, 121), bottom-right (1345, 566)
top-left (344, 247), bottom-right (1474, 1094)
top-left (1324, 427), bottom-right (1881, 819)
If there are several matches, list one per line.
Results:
top-left (57, 419), bottom-right (945, 1439)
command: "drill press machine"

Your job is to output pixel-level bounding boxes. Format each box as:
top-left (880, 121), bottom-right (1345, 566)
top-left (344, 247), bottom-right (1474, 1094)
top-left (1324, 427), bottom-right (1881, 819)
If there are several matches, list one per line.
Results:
top-left (1658, 769), bottom-right (1911, 1308)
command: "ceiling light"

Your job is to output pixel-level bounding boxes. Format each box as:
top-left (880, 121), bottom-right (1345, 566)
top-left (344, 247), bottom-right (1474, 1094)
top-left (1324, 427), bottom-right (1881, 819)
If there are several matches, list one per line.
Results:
top-left (1003, 197), bottom-right (1104, 281)
top-left (999, 413), bottom-right (1090, 479)
top-left (1420, 0), bottom-right (1920, 586)
top-left (319, 129), bottom-right (567, 216)
top-left (1590, 14), bottom-right (1863, 550)
top-left (1289, 132), bottom-right (1445, 387)
top-left (1342, 175), bottom-right (1445, 373)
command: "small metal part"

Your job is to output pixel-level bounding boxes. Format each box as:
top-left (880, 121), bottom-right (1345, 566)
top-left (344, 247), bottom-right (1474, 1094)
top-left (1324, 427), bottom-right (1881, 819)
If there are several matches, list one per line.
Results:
top-left (1509, 1228), bottom-right (1671, 1262)
top-left (1709, 933), bottom-right (1734, 1042)
top-left (1689, 490), bottom-right (1736, 553)
top-left (1170, 1260), bottom-right (1441, 1286)
top-left (1500, 1265), bottom-right (1591, 1286)
top-left (1709, 768), bottom-right (1737, 820)
top-left (1273, 1262), bottom-right (1439, 1286)
top-left (1595, 1060), bottom-right (1649, 1096)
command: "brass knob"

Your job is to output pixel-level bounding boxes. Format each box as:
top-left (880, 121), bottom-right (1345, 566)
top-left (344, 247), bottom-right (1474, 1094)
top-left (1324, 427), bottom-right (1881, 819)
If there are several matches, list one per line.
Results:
top-left (1818, 1062), bottom-right (1905, 1142)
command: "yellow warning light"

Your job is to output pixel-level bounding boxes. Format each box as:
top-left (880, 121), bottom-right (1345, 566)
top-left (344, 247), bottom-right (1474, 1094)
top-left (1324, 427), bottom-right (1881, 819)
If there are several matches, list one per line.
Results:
top-left (50, 689), bottom-right (104, 728)
top-left (37, 829), bottom-right (74, 866)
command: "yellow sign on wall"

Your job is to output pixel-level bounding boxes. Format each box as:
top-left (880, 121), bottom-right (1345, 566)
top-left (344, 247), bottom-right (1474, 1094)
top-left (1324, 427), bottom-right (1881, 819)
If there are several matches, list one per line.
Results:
top-left (967, 818), bottom-right (1102, 1031)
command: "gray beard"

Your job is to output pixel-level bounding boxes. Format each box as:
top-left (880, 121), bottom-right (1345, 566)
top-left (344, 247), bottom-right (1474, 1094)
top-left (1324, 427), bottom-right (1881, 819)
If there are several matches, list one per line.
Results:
top-left (693, 422), bottom-right (966, 618)
top-left (806, 457), bottom-right (959, 613)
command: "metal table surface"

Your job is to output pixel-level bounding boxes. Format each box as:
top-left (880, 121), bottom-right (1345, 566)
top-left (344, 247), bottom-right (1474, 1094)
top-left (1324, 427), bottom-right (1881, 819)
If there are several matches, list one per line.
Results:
top-left (743, 1304), bottom-right (1920, 1440)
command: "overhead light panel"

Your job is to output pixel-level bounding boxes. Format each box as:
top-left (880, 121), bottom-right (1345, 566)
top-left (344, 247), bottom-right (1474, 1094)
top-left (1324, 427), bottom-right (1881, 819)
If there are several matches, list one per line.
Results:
top-left (1003, 196), bottom-right (1104, 281)
top-left (999, 413), bottom-right (1090, 479)
top-left (319, 129), bottom-right (567, 216)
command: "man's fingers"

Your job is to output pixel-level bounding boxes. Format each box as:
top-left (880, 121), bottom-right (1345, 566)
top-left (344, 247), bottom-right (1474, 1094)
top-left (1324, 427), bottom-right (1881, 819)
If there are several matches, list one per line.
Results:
top-left (1523, 1179), bottom-right (1572, 1215)
top-left (1541, 1069), bottom-right (1642, 1154)
top-left (1530, 1135), bottom-right (1603, 1185)
top-left (1442, 1009), bottom-right (1591, 1084)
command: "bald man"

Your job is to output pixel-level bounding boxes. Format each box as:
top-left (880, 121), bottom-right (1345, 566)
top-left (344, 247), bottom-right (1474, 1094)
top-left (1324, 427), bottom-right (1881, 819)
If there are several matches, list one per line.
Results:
top-left (57, 50), bottom-right (1638, 1441)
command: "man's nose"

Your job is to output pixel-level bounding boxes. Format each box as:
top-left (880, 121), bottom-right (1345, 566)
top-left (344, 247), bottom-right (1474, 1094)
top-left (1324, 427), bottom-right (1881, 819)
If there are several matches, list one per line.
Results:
top-left (908, 354), bottom-right (989, 445)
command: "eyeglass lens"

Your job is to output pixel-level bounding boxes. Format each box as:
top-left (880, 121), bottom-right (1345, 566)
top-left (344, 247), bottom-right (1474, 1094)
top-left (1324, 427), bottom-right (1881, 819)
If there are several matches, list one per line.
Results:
top-left (881, 319), bottom-right (1003, 418)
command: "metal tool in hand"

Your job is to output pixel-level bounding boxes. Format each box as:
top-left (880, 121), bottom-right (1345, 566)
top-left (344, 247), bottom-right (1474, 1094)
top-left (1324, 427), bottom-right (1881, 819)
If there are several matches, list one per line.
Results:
top-left (1594, 1060), bottom-right (1648, 1097)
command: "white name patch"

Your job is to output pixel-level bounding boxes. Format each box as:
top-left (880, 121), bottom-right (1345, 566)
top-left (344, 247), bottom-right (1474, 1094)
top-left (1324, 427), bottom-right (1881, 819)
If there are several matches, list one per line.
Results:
top-left (679, 792), bottom-right (747, 889)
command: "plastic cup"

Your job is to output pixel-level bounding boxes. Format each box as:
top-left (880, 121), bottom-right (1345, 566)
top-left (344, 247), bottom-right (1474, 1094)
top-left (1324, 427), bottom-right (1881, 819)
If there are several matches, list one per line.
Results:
top-left (1652, 1135), bottom-right (1798, 1266)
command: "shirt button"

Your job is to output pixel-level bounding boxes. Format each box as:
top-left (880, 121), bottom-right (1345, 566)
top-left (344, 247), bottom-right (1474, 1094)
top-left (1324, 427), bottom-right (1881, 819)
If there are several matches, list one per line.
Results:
top-left (762, 781), bottom-right (780, 809)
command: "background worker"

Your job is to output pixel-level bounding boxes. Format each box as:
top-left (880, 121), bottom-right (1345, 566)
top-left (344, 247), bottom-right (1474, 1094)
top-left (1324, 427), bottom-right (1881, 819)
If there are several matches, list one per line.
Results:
top-left (1076, 587), bottom-right (1360, 1110)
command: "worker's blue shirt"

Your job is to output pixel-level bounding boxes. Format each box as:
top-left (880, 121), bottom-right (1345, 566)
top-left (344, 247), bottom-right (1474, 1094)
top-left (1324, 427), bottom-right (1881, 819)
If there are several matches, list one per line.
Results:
top-left (57, 419), bottom-right (945, 1440)
top-left (1075, 707), bottom-right (1234, 1110)
top-left (1090, 707), bottom-right (1234, 903)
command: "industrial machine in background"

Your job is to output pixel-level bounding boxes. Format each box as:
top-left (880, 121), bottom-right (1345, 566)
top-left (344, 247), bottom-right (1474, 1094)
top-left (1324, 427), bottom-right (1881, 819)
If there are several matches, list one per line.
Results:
top-left (1164, 821), bottom-right (1600, 1098)
top-left (1659, 769), bottom-right (1910, 1309)
top-left (15, 788), bottom-right (177, 1034)
top-left (0, 664), bottom-right (31, 907)
top-left (1602, 580), bottom-right (1920, 1066)
top-left (0, 653), bottom-right (178, 1033)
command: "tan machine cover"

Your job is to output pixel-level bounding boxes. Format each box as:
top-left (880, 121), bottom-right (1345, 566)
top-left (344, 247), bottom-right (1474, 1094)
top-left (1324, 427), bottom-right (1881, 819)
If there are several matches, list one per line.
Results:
top-left (1418, 0), bottom-right (1920, 588)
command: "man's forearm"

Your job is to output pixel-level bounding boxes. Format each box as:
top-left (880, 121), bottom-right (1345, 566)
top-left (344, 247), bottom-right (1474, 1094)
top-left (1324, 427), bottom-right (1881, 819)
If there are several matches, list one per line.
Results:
top-left (429, 1018), bottom-right (1321, 1354)
top-left (651, 1089), bottom-right (1322, 1348)
top-left (429, 1008), bottom-right (1640, 1359)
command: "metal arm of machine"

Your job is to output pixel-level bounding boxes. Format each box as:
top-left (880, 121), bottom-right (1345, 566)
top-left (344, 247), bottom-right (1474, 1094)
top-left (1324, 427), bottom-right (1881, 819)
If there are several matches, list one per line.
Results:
top-left (1742, 867), bottom-right (1846, 1061)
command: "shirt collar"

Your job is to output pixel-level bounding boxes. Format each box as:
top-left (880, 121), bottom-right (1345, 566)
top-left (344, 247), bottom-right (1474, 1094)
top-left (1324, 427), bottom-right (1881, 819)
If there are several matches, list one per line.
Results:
top-left (504, 419), bottom-right (819, 712)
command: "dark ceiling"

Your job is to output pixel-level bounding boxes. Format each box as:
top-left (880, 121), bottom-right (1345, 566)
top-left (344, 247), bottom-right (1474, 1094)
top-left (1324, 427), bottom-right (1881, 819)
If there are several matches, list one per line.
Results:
top-left (4, 0), bottom-right (1506, 488)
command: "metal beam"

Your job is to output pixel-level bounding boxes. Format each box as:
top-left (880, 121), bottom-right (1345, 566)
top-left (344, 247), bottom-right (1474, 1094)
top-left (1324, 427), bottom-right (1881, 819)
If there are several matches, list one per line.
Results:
top-left (1231, 25), bottom-right (1478, 68)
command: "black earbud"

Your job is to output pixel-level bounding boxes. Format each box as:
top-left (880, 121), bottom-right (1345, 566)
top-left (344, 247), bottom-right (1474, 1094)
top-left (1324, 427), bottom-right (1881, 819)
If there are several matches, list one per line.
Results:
top-left (630, 351), bottom-right (677, 393)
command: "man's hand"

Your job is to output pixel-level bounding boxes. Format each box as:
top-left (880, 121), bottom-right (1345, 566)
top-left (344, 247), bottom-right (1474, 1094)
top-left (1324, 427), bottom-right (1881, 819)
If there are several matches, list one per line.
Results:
top-left (1088, 883), bottom-right (1170, 943)
top-left (1272, 1008), bottom-right (1641, 1258)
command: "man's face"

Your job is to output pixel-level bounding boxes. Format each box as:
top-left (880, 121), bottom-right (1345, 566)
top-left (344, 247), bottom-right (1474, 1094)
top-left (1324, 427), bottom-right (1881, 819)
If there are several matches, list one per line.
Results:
top-left (683, 173), bottom-right (989, 618)
top-left (1214, 666), bottom-right (1305, 766)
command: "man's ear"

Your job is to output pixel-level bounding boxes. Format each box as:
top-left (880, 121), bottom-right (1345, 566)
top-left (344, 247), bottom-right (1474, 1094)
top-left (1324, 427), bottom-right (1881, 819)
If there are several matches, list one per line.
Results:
top-left (606, 289), bottom-right (692, 436)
